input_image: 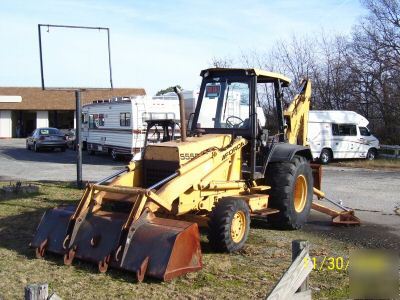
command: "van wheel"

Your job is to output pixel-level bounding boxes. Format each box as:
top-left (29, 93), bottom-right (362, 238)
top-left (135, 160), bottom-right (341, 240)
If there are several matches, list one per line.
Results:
top-left (319, 149), bottom-right (332, 164)
top-left (207, 198), bottom-right (250, 253)
top-left (366, 148), bottom-right (377, 160)
top-left (264, 155), bottom-right (313, 229)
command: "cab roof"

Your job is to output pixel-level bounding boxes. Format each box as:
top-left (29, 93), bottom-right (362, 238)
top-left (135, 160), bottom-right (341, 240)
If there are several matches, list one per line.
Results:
top-left (200, 68), bottom-right (291, 86)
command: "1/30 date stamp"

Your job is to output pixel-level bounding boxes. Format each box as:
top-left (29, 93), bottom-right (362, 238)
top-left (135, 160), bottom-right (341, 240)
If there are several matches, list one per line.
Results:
top-left (304, 256), bottom-right (350, 271)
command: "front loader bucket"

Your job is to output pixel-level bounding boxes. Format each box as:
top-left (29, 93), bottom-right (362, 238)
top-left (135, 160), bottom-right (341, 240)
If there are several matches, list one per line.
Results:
top-left (117, 214), bottom-right (202, 281)
top-left (30, 205), bottom-right (76, 258)
top-left (64, 211), bottom-right (128, 272)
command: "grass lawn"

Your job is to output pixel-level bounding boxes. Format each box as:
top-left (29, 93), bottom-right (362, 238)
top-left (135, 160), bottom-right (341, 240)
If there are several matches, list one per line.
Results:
top-left (331, 158), bottom-right (400, 170)
top-left (0, 182), bottom-right (361, 299)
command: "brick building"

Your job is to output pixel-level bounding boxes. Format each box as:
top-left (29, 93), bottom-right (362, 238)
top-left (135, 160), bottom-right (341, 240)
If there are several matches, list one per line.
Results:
top-left (0, 87), bottom-right (146, 137)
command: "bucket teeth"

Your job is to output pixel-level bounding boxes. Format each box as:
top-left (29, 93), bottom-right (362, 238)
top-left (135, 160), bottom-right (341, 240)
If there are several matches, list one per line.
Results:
top-left (98, 255), bottom-right (110, 273)
top-left (136, 257), bottom-right (149, 283)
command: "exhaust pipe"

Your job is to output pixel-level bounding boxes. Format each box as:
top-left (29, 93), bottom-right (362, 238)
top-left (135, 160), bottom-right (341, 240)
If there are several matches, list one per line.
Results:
top-left (174, 86), bottom-right (187, 142)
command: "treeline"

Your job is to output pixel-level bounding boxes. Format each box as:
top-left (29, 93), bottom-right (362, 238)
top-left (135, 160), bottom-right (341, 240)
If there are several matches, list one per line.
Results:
top-left (211, 0), bottom-right (400, 144)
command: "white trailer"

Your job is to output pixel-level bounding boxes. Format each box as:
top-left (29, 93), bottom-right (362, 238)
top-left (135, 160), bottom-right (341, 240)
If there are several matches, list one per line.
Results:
top-left (307, 110), bottom-right (380, 164)
top-left (82, 95), bottom-right (181, 160)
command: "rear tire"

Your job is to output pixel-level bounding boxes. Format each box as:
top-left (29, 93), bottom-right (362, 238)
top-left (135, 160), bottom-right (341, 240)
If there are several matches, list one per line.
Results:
top-left (366, 148), bottom-right (377, 160)
top-left (207, 198), bottom-right (250, 252)
top-left (319, 148), bottom-right (332, 164)
top-left (264, 155), bottom-right (313, 229)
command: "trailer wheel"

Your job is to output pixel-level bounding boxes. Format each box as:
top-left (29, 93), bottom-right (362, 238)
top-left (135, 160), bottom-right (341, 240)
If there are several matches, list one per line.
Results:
top-left (319, 148), bottom-right (332, 164)
top-left (264, 155), bottom-right (313, 229)
top-left (111, 149), bottom-right (120, 161)
top-left (207, 197), bottom-right (250, 253)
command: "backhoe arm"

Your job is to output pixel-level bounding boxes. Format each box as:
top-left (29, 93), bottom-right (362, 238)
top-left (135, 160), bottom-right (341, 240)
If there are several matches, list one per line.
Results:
top-left (284, 79), bottom-right (311, 145)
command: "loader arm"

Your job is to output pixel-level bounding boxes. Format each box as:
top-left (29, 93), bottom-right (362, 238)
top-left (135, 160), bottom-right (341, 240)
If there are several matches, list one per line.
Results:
top-left (284, 79), bottom-right (311, 145)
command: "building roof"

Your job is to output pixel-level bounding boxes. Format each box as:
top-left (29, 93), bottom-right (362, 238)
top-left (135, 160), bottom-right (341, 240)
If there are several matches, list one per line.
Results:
top-left (0, 87), bottom-right (146, 110)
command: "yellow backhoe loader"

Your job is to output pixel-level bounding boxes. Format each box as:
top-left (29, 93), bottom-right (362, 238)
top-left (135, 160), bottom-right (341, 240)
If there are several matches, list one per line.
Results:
top-left (30, 68), bottom-right (359, 282)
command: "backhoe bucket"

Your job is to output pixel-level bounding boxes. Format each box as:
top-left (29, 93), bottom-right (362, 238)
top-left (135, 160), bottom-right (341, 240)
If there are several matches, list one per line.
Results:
top-left (30, 205), bottom-right (75, 258)
top-left (116, 213), bottom-right (202, 281)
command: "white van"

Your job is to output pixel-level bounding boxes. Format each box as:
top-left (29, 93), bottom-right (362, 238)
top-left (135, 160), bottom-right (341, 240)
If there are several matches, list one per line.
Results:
top-left (307, 110), bottom-right (380, 164)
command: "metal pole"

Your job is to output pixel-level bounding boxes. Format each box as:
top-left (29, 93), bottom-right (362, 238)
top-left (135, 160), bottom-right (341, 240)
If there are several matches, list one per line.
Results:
top-left (174, 86), bottom-right (187, 142)
top-left (75, 90), bottom-right (83, 188)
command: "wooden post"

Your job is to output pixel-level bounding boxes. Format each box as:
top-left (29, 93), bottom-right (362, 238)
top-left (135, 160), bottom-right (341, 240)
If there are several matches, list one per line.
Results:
top-left (24, 283), bottom-right (48, 300)
top-left (267, 240), bottom-right (312, 300)
top-left (292, 240), bottom-right (310, 293)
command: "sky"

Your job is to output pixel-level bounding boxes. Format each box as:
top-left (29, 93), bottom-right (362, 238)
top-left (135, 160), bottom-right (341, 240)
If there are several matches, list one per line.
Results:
top-left (0, 0), bottom-right (365, 96)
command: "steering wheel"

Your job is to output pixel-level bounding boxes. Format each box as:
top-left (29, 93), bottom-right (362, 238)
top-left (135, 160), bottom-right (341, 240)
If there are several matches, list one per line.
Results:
top-left (226, 116), bottom-right (245, 128)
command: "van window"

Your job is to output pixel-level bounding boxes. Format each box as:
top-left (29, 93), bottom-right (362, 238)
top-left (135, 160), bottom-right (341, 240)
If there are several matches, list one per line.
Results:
top-left (359, 127), bottom-right (371, 136)
top-left (332, 124), bottom-right (357, 136)
top-left (120, 113), bottom-right (131, 127)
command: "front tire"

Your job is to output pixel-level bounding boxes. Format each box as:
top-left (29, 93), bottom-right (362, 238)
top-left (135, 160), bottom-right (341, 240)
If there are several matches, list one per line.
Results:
top-left (34, 143), bottom-right (40, 152)
top-left (366, 148), bottom-right (377, 160)
top-left (319, 148), bottom-right (332, 164)
top-left (208, 198), bottom-right (250, 252)
top-left (265, 155), bottom-right (313, 229)
top-left (26, 142), bottom-right (30, 150)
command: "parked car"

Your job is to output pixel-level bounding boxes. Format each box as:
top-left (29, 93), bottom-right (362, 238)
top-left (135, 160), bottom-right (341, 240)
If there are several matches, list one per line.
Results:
top-left (26, 127), bottom-right (67, 152)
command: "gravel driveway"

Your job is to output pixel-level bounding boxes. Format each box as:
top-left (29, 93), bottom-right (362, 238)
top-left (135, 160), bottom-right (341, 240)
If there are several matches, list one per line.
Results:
top-left (0, 138), bottom-right (125, 182)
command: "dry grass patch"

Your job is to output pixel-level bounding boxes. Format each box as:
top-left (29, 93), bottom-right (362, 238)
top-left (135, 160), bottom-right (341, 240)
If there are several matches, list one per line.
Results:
top-left (331, 158), bottom-right (400, 170)
top-left (0, 181), bottom-right (357, 299)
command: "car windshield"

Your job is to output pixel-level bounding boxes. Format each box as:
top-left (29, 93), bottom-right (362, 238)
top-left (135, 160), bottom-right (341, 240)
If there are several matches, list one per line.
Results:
top-left (39, 128), bottom-right (60, 135)
top-left (196, 77), bottom-right (250, 129)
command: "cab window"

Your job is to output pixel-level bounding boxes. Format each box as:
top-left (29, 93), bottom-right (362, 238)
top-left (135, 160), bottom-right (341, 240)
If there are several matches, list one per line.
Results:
top-left (197, 78), bottom-right (250, 129)
top-left (359, 127), bottom-right (371, 136)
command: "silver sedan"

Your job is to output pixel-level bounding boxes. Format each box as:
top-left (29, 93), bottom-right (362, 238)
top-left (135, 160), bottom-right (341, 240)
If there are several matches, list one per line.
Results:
top-left (26, 127), bottom-right (68, 152)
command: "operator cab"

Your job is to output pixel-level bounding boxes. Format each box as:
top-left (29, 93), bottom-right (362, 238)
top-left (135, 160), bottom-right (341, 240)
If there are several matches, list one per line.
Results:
top-left (191, 68), bottom-right (290, 138)
top-left (190, 68), bottom-right (293, 179)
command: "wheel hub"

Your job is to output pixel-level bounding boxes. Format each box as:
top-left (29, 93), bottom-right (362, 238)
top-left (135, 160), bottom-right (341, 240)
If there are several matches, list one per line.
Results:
top-left (294, 175), bottom-right (307, 213)
top-left (230, 211), bottom-right (246, 243)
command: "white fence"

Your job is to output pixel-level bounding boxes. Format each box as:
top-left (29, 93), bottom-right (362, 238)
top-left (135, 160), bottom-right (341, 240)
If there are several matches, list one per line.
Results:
top-left (379, 145), bottom-right (400, 159)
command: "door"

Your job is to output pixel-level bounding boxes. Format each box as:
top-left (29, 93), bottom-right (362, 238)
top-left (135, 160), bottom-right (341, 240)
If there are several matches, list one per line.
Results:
top-left (358, 126), bottom-right (374, 157)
